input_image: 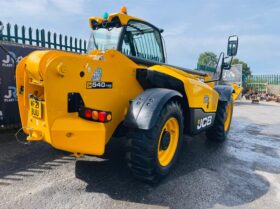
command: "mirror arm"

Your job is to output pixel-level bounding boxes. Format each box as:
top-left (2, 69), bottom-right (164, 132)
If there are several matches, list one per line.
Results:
top-left (205, 35), bottom-right (238, 84)
top-left (204, 52), bottom-right (225, 83)
top-left (223, 56), bottom-right (233, 70)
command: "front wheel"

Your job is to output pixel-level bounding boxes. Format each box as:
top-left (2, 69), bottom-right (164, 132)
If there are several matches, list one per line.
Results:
top-left (206, 100), bottom-right (233, 142)
top-left (125, 101), bottom-right (184, 183)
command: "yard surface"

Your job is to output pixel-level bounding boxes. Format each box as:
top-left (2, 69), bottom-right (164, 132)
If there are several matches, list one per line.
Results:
top-left (1, 100), bottom-right (280, 209)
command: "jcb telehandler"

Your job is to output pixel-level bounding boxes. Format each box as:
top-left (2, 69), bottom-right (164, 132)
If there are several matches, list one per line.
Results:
top-left (16, 7), bottom-right (239, 182)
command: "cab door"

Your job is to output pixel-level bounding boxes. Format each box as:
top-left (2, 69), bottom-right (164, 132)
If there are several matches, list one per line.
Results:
top-left (120, 21), bottom-right (165, 64)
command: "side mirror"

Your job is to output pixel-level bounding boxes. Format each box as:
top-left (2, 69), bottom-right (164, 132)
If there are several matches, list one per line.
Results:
top-left (227, 35), bottom-right (238, 57)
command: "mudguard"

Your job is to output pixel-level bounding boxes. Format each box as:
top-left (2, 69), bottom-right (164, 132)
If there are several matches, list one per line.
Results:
top-left (124, 88), bottom-right (183, 130)
top-left (214, 85), bottom-right (234, 102)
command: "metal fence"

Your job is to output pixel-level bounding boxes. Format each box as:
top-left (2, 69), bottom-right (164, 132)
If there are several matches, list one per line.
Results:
top-left (247, 74), bottom-right (280, 85)
top-left (245, 74), bottom-right (280, 92)
top-left (0, 22), bottom-right (87, 53)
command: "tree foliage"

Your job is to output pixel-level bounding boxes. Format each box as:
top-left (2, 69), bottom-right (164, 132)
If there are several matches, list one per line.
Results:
top-left (197, 52), bottom-right (252, 83)
top-left (197, 52), bottom-right (218, 68)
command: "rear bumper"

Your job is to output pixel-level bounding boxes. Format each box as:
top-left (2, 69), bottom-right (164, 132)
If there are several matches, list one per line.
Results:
top-left (49, 117), bottom-right (106, 156)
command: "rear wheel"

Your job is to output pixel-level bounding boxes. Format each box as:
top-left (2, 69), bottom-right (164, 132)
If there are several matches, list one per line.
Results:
top-left (206, 100), bottom-right (233, 142)
top-left (125, 101), bottom-right (183, 183)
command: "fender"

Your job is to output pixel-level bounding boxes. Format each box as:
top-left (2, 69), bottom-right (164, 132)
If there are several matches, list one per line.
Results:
top-left (124, 88), bottom-right (183, 130)
top-left (214, 85), bottom-right (234, 102)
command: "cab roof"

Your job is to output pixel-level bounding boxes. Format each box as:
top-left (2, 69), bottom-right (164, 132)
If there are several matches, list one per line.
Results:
top-left (89, 12), bottom-right (162, 32)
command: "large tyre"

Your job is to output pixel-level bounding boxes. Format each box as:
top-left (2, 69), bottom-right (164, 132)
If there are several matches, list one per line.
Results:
top-left (125, 101), bottom-right (184, 183)
top-left (206, 100), bottom-right (233, 142)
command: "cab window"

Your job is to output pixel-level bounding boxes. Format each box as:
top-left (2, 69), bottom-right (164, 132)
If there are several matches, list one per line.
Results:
top-left (121, 21), bottom-right (164, 63)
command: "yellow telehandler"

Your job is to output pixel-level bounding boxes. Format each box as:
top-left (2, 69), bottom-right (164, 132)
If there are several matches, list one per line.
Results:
top-left (16, 7), bottom-right (239, 182)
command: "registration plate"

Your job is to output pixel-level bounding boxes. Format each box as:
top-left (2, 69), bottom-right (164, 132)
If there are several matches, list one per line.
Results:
top-left (30, 99), bottom-right (42, 119)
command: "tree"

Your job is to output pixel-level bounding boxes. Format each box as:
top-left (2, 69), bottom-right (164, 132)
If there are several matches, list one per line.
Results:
top-left (197, 52), bottom-right (218, 68)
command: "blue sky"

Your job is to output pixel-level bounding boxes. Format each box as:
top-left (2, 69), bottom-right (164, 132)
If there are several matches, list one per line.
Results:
top-left (1, 0), bottom-right (280, 74)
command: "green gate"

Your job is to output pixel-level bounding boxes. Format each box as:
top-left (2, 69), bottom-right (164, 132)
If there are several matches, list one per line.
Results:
top-left (245, 74), bottom-right (280, 92)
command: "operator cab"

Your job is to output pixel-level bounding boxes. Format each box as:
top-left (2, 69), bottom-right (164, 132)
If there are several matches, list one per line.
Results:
top-left (87, 8), bottom-right (166, 64)
top-left (87, 7), bottom-right (210, 77)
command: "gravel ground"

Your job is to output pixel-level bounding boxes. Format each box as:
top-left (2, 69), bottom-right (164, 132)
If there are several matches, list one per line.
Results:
top-left (0, 100), bottom-right (280, 209)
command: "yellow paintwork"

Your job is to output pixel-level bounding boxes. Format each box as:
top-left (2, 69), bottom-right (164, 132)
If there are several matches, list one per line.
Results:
top-left (15, 11), bottom-right (234, 156)
top-left (149, 65), bottom-right (219, 112)
top-left (17, 49), bottom-right (143, 155)
top-left (88, 17), bottom-right (104, 28)
top-left (224, 102), bottom-right (233, 132)
top-left (16, 48), bottom-right (220, 156)
top-left (231, 83), bottom-right (243, 101)
top-left (157, 117), bottom-right (179, 167)
top-left (89, 13), bottom-right (144, 29)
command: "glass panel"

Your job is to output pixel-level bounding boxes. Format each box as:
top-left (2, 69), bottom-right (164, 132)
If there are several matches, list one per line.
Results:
top-left (87, 27), bottom-right (122, 52)
top-left (121, 21), bottom-right (164, 62)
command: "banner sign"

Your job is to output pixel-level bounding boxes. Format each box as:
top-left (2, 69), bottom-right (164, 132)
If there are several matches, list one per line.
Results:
top-left (222, 64), bottom-right (243, 86)
top-left (0, 42), bottom-right (43, 128)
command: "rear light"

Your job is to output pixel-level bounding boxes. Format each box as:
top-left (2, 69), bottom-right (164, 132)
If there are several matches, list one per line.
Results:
top-left (92, 111), bottom-right (99, 120)
top-left (84, 109), bottom-right (92, 119)
top-left (106, 114), bottom-right (112, 121)
top-left (98, 112), bottom-right (107, 122)
top-left (79, 107), bottom-right (112, 123)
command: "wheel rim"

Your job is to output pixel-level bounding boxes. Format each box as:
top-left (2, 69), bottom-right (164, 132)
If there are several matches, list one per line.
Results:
top-left (224, 103), bottom-right (233, 131)
top-left (157, 117), bottom-right (179, 167)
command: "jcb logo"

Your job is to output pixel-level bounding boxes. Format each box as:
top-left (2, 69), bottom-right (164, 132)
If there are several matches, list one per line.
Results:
top-left (197, 116), bottom-right (212, 130)
top-left (2, 52), bottom-right (22, 68)
top-left (4, 86), bottom-right (17, 102)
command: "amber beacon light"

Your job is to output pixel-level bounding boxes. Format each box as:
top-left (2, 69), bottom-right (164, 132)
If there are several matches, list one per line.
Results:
top-left (121, 6), bottom-right (128, 14)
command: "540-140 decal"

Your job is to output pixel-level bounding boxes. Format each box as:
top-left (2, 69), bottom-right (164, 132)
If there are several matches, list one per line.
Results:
top-left (86, 81), bottom-right (113, 89)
